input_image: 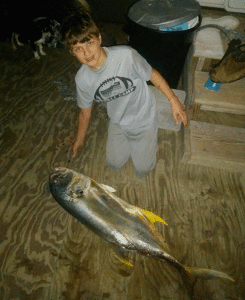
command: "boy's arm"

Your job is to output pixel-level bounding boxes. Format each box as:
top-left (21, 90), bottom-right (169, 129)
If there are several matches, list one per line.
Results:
top-left (72, 107), bottom-right (92, 157)
top-left (150, 68), bottom-right (188, 127)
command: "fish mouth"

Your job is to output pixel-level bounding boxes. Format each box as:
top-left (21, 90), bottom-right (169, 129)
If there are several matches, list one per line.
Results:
top-left (50, 167), bottom-right (74, 184)
top-left (50, 167), bottom-right (68, 181)
top-left (53, 167), bottom-right (80, 180)
top-left (55, 167), bottom-right (81, 188)
top-left (50, 167), bottom-right (90, 196)
top-left (49, 167), bottom-right (66, 180)
top-left (49, 167), bottom-right (73, 195)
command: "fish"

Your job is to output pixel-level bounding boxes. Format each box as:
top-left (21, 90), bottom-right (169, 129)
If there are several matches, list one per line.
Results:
top-left (49, 167), bottom-right (234, 299)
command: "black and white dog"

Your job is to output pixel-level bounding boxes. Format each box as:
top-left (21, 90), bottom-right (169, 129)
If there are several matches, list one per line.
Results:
top-left (11, 17), bottom-right (61, 60)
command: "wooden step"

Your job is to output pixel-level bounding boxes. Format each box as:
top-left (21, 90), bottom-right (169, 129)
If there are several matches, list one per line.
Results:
top-left (182, 120), bottom-right (245, 173)
top-left (195, 71), bottom-right (245, 115)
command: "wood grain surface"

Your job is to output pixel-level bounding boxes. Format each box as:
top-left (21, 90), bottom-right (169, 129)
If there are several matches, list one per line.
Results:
top-left (186, 120), bottom-right (245, 172)
top-left (194, 71), bottom-right (245, 115)
top-left (0, 33), bottom-right (244, 300)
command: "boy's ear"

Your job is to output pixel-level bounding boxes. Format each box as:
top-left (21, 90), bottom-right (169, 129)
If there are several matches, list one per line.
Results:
top-left (99, 34), bottom-right (102, 45)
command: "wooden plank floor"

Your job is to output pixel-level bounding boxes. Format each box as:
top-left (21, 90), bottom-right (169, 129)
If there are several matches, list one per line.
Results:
top-left (0, 29), bottom-right (245, 300)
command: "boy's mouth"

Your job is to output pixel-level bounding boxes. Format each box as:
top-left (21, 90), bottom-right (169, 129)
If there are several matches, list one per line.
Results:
top-left (86, 56), bottom-right (94, 63)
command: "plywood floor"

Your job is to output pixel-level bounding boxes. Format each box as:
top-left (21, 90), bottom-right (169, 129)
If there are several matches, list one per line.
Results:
top-left (0, 17), bottom-right (245, 300)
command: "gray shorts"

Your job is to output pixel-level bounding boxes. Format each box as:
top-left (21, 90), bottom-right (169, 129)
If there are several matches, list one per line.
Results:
top-left (106, 122), bottom-right (158, 177)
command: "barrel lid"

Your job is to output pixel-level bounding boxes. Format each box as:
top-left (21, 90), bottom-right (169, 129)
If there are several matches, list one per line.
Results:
top-left (128, 0), bottom-right (201, 30)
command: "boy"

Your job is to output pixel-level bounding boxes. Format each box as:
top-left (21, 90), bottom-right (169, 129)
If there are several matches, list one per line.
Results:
top-left (62, 10), bottom-right (188, 178)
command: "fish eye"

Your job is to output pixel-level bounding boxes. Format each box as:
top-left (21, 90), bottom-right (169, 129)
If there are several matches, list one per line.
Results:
top-left (75, 187), bottom-right (84, 195)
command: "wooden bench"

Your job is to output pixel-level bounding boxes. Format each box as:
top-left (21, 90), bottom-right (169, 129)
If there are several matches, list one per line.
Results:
top-left (195, 71), bottom-right (245, 115)
top-left (181, 49), bottom-right (245, 173)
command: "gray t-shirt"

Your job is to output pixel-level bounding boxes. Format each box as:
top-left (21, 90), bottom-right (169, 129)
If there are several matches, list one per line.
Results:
top-left (75, 45), bottom-right (156, 130)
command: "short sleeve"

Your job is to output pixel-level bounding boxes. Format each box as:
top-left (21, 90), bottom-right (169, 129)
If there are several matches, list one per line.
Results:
top-left (76, 84), bottom-right (93, 109)
top-left (131, 48), bottom-right (152, 82)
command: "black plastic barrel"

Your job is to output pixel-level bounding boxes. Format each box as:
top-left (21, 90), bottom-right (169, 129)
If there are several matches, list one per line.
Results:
top-left (125, 15), bottom-right (201, 88)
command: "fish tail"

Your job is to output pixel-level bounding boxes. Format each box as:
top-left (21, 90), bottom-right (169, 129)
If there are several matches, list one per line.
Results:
top-left (185, 266), bottom-right (234, 282)
top-left (180, 266), bottom-right (234, 299)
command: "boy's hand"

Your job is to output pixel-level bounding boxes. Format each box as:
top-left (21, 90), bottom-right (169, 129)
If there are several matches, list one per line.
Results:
top-left (68, 137), bottom-right (85, 158)
top-left (170, 99), bottom-right (188, 127)
top-left (150, 68), bottom-right (188, 127)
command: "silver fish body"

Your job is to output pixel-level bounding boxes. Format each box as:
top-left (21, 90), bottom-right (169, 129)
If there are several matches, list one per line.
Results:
top-left (49, 167), bottom-right (234, 298)
top-left (49, 167), bottom-right (170, 260)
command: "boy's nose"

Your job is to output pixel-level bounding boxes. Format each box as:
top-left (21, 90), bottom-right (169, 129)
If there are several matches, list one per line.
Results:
top-left (83, 46), bottom-right (91, 57)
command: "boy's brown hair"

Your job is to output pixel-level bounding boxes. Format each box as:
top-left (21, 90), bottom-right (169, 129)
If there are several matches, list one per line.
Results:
top-left (62, 10), bottom-right (100, 50)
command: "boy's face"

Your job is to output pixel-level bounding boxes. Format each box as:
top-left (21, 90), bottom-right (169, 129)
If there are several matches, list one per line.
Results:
top-left (70, 34), bottom-right (106, 70)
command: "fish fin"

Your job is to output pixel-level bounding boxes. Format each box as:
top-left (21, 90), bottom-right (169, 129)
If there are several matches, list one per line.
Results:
top-left (141, 209), bottom-right (168, 225)
top-left (179, 266), bottom-right (235, 299)
top-left (101, 184), bottom-right (116, 193)
top-left (110, 247), bottom-right (133, 267)
top-left (185, 266), bottom-right (235, 282)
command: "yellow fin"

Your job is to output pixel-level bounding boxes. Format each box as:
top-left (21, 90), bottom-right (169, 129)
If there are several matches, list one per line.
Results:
top-left (110, 249), bottom-right (133, 267)
top-left (141, 209), bottom-right (168, 225)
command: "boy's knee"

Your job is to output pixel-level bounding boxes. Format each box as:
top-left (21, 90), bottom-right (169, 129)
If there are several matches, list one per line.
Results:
top-left (134, 158), bottom-right (156, 178)
top-left (106, 155), bottom-right (127, 171)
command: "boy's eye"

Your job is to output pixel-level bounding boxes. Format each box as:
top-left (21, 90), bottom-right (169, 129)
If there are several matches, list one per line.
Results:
top-left (74, 47), bottom-right (82, 53)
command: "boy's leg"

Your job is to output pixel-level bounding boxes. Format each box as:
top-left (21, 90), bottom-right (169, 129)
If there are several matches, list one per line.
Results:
top-left (106, 122), bottom-right (130, 171)
top-left (129, 125), bottom-right (158, 178)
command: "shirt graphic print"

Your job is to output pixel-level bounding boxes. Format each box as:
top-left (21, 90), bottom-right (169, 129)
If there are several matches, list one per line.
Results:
top-left (94, 76), bottom-right (136, 103)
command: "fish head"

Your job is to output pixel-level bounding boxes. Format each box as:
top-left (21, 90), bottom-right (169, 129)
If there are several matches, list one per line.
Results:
top-left (49, 167), bottom-right (91, 203)
top-left (49, 167), bottom-right (73, 199)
